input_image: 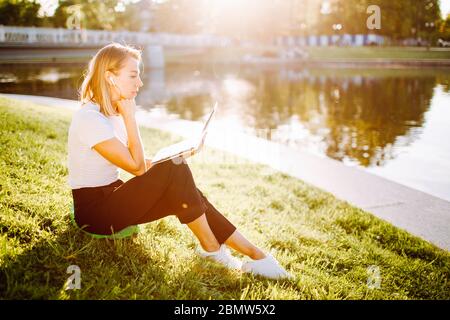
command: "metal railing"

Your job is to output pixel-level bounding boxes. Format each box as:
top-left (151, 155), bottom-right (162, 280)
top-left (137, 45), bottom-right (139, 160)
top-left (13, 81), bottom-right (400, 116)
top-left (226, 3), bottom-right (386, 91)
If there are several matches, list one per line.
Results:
top-left (0, 25), bottom-right (231, 47)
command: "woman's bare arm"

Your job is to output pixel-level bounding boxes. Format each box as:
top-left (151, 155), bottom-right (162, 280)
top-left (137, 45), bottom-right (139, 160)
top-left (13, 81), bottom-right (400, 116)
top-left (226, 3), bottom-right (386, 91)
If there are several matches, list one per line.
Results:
top-left (93, 137), bottom-right (145, 176)
top-left (93, 99), bottom-right (146, 176)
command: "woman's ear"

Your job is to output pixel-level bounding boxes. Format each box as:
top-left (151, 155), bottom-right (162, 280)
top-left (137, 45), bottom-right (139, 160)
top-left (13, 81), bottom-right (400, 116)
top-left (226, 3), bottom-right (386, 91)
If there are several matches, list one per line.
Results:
top-left (105, 71), bottom-right (114, 85)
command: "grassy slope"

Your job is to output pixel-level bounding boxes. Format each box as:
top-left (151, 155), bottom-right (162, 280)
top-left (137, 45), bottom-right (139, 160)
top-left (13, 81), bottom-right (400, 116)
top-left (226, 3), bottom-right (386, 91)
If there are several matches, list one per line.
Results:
top-left (0, 96), bottom-right (449, 300)
top-left (164, 46), bottom-right (450, 65)
top-left (305, 46), bottom-right (450, 60)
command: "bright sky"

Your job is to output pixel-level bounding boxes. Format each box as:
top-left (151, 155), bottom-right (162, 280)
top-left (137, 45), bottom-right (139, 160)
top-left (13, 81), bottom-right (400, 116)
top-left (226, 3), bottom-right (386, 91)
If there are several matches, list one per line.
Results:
top-left (37, 0), bottom-right (58, 17)
top-left (442, 0), bottom-right (450, 17)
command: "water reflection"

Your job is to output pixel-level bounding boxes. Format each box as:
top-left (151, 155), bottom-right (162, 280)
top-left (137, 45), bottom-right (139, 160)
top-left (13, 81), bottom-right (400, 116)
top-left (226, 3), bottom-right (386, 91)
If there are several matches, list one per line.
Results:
top-left (0, 64), bottom-right (83, 100)
top-left (1, 63), bottom-right (449, 200)
top-left (157, 66), bottom-right (449, 170)
top-left (294, 72), bottom-right (436, 167)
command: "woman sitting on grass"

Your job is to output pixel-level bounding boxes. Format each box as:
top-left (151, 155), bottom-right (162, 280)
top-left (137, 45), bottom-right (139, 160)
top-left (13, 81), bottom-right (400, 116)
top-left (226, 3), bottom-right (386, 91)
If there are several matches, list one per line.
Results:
top-left (67, 42), bottom-right (292, 280)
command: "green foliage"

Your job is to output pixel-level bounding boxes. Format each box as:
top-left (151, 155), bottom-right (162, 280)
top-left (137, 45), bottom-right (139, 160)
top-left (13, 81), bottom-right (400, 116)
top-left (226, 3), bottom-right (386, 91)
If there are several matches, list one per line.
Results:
top-left (52, 0), bottom-right (119, 30)
top-left (0, 0), bottom-right (42, 26)
top-left (0, 0), bottom-right (446, 42)
top-left (318, 0), bottom-right (442, 40)
top-left (439, 14), bottom-right (450, 40)
top-left (0, 96), bottom-right (449, 299)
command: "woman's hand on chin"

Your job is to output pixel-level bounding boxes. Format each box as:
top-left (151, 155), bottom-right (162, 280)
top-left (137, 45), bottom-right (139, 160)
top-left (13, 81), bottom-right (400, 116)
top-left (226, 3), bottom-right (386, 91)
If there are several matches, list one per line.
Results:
top-left (116, 98), bottom-right (136, 118)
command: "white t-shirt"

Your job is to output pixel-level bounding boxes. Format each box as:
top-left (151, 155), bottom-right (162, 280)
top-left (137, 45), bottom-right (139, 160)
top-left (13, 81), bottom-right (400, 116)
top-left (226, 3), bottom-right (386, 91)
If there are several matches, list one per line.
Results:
top-left (67, 101), bottom-right (128, 189)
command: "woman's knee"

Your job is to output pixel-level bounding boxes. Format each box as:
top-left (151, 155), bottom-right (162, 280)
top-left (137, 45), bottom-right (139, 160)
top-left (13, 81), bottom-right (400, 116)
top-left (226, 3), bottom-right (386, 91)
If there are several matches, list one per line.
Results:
top-left (168, 156), bottom-right (188, 167)
top-left (172, 159), bottom-right (193, 176)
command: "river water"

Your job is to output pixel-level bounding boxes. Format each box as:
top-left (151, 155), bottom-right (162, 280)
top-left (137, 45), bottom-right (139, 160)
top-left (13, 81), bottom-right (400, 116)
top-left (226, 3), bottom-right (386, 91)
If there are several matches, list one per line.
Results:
top-left (1, 63), bottom-right (449, 201)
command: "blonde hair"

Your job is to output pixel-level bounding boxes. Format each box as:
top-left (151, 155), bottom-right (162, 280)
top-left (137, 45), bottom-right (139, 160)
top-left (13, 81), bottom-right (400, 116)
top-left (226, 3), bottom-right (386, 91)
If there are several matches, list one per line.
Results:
top-left (79, 42), bottom-right (142, 116)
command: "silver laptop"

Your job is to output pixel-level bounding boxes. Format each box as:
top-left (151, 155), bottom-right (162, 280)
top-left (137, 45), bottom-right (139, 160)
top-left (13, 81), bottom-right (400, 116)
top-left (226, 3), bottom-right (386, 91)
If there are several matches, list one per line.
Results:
top-left (151, 102), bottom-right (218, 165)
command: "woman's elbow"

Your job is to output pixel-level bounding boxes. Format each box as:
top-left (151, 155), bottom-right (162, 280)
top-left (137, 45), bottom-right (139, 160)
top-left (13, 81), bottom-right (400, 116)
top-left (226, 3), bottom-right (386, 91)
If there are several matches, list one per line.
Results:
top-left (133, 167), bottom-right (146, 176)
top-left (131, 163), bottom-right (146, 176)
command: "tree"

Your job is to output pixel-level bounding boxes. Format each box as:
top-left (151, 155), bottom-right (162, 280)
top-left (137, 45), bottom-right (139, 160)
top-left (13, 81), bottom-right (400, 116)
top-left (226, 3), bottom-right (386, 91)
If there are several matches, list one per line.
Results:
top-left (152, 0), bottom-right (205, 34)
top-left (114, 0), bottom-right (156, 32)
top-left (52, 0), bottom-right (120, 30)
top-left (407, 0), bottom-right (441, 44)
top-left (0, 0), bottom-right (42, 27)
top-left (438, 14), bottom-right (450, 40)
top-left (314, 0), bottom-right (442, 43)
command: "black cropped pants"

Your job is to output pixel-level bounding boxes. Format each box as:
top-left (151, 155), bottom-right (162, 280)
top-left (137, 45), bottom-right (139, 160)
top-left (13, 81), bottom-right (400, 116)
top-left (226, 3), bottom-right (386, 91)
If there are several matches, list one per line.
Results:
top-left (72, 158), bottom-right (237, 244)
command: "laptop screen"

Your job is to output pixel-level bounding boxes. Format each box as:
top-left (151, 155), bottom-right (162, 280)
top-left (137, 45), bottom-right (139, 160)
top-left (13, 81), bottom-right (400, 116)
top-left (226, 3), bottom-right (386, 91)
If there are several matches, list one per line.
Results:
top-left (201, 101), bottom-right (218, 134)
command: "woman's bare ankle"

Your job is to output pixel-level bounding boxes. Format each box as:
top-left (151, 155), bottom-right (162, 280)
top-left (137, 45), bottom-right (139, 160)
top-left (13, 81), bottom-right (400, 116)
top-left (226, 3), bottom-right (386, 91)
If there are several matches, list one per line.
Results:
top-left (249, 248), bottom-right (267, 260)
top-left (201, 242), bottom-right (221, 252)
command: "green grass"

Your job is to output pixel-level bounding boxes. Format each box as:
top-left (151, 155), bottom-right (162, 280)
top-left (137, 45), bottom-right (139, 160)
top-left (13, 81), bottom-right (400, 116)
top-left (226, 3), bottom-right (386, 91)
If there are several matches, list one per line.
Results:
top-left (4, 46), bottom-right (449, 65)
top-left (305, 46), bottom-right (450, 60)
top-left (165, 46), bottom-right (450, 65)
top-left (0, 96), bottom-right (449, 300)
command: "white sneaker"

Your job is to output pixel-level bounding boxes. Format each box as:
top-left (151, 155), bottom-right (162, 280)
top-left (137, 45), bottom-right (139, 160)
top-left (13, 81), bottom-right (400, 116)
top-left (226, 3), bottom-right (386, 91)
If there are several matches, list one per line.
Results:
top-left (198, 244), bottom-right (243, 270)
top-left (242, 254), bottom-right (293, 280)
